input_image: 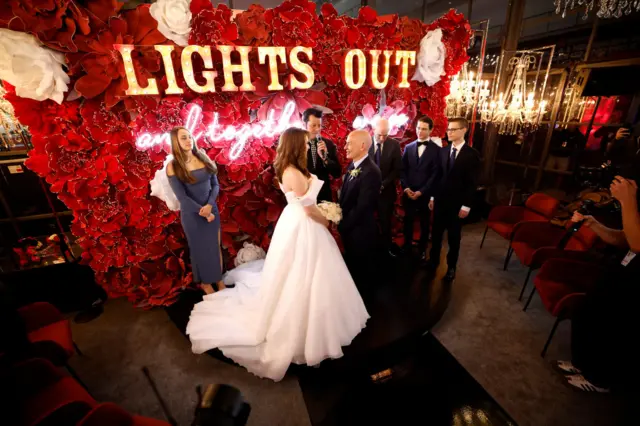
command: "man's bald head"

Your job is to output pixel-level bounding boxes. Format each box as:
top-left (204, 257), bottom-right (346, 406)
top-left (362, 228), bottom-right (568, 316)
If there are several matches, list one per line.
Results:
top-left (374, 118), bottom-right (390, 144)
top-left (345, 130), bottom-right (372, 161)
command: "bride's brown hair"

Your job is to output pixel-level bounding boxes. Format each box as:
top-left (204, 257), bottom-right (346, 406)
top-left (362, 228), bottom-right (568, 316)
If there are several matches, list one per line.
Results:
top-left (274, 127), bottom-right (311, 183)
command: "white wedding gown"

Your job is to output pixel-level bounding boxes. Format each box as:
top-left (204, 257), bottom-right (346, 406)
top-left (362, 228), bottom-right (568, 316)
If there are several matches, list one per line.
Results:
top-left (186, 175), bottom-right (369, 381)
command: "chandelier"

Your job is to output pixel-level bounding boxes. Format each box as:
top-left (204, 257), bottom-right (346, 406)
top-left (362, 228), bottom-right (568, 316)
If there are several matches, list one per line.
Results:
top-left (554, 0), bottom-right (640, 19)
top-left (445, 63), bottom-right (491, 119)
top-left (480, 47), bottom-right (554, 135)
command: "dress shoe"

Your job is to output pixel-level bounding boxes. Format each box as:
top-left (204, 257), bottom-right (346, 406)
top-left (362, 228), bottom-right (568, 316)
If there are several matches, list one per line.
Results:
top-left (444, 267), bottom-right (456, 281)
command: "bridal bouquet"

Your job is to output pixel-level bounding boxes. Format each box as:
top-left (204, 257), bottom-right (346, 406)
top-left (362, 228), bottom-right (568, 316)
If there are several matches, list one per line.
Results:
top-left (317, 202), bottom-right (342, 224)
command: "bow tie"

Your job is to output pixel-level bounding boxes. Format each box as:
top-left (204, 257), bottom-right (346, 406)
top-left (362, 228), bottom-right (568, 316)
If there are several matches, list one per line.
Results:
top-left (417, 140), bottom-right (428, 147)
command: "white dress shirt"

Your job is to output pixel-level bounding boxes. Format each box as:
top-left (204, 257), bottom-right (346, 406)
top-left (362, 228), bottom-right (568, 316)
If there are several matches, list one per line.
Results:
top-left (417, 139), bottom-right (429, 157)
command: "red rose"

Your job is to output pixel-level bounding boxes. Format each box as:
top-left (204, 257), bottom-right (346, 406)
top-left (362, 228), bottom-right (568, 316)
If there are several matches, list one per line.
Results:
top-left (189, 4), bottom-right (238, 46)
top-left (236, 4), bottom-right (272, 46)
top-left (265, 0), bottom-right (322, 48)
top-left (398, 16), bottom-right (426, 51)
top-left (72, 5), bottom-right (167, 108)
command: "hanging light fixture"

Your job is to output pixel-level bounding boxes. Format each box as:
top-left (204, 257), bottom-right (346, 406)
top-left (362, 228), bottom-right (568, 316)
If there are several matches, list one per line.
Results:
top-left (479, 46), bottom-right (554, 135)
top-left (445, 63), bottom-right (491, 119)
top-left (554, 0), bottom-right (640, 19)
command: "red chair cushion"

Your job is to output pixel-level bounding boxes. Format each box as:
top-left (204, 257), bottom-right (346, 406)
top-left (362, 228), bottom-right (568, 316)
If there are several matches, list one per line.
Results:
top-left (21, 377), bottom-right (95, 426)
top-left (488, 221), bottom-right (515, 239)
top-left (525, 193), bottom-right (560, 218)
top-left (511, 241), bottom-right (536, 266)
top-left (133, 415), bottom-right (173, 426)
top-left (565, 225), bottom-right (598, 251)
top-left (18, 302), bottom-right (65, 332)
top-left (77, 403), bottom-right (171, 426)
top-left (535, 259), bottom-right (602, 316)
top-left (27, 320), bottom-right (75, 358)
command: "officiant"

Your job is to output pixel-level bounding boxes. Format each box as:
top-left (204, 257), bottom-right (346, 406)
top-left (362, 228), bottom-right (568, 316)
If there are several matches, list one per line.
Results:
top-left (303, 108), bottom-right (342, 202)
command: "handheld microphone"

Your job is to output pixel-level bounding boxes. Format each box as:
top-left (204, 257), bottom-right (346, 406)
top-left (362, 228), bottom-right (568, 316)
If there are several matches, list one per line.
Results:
top-left (316, 135), bottom-right (327, 160)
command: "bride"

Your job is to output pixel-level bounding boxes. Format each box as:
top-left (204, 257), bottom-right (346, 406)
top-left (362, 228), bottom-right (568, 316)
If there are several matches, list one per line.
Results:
top-left (186, 127), bottom-right (369, 381)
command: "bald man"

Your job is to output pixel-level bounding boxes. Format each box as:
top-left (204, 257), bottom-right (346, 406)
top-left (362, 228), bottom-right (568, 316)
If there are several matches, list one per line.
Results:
top-left (339, 130), bottom-right (382, 291)
top-left (369, 118), bottom-right (402, 255)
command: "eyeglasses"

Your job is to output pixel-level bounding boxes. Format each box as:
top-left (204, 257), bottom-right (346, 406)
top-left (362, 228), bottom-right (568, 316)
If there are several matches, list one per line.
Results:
top-left (447, 128), bottom-right (464, 132)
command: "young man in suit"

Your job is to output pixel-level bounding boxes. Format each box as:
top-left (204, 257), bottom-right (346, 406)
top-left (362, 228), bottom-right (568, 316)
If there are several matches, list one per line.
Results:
top-left (428, 117), bottom-right (480, 281)
top-left (369, 118), bottom-right (402, 255)
top-left (303, 107), bottom-right (342, 203)
top-left (400, 116), bottom-right (441, 258)
top-left (339, 130), bottom-right (382, 292)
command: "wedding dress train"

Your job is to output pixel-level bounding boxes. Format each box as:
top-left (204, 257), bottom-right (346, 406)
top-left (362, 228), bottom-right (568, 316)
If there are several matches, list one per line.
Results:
top-left (186, 176), bottom-right (369, 381)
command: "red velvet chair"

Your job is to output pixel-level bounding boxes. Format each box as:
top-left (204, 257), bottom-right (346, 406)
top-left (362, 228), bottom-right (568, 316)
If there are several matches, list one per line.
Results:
top-left (17, 302), bottom-right (87, 389)
top-left (480, 193), bottom-right (560, 269)
top-left (1, 358), bottom-right (96, 426)
top-left (524, 258), bottom-right (603, 357)
top-left (76, 402), bottom-right (172, 426)
top-left (506, 221), bottom-right (599, 301)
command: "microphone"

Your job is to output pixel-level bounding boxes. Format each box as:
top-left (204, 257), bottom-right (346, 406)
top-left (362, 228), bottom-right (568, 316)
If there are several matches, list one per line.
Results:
top-left (316, 135), bottom-right (327, 160)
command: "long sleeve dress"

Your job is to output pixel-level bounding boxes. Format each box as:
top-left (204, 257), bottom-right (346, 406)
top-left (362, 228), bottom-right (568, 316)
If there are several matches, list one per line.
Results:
top-left (168, 168), bottom-right (222, 284)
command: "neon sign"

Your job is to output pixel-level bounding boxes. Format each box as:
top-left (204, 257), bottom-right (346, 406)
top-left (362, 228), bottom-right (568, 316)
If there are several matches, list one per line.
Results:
top-left (115, 45), bottom-right (417, 96)
top-left (352, 113), bottom-right (410, 134)
top-left (136, 101), bottom-right (303, 159)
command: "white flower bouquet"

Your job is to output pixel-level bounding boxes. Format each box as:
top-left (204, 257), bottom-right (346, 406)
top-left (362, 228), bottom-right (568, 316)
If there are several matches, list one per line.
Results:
top-left (317, 201), bottom-right (342, 224)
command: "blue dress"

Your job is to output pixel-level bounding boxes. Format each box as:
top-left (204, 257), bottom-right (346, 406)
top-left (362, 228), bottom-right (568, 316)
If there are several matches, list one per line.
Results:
top-left (168, 168), bottom-right (222, 284)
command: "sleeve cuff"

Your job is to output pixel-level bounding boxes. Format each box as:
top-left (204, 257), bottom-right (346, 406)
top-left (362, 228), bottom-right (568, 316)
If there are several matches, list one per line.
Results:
top-left (430, 197), bottom-right (434, 201)
top-left (461, 206), bottom-right (471, 212)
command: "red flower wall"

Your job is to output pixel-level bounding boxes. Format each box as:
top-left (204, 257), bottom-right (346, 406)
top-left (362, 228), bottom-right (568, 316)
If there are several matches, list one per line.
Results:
top-left (2, 1), bottom-right (470, 307)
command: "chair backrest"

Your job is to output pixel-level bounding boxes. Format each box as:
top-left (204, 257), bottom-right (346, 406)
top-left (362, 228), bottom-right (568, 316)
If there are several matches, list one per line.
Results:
top-left (76, 403), bottom-right (132, 426)
top-left (525, 193), bottom-right (560, 219)
top-left (565, 225), bottom-right (599, 251)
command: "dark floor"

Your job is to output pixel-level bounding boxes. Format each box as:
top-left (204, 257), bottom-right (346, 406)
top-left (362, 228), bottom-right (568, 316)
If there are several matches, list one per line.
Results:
top-left (63, 222), bottom-right (626, 426)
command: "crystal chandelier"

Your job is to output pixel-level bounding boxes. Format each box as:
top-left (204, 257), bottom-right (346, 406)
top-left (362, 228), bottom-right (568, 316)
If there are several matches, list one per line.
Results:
top-left (445, 63), bottom-right (491, 119)
top-left (480, 48), bottom-right (553, 135)
top-left (554, 0), bottom-right (640, 19)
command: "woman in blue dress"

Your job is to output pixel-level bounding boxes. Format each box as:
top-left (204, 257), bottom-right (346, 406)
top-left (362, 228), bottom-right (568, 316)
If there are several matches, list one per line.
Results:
top-left (167, 126), bottom-right (223, 295)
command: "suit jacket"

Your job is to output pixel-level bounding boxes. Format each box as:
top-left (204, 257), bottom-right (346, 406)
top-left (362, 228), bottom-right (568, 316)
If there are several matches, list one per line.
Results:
top-left (369, 137), bottom-right (402, 203)
top-left (400, 140), bottom-right (441, 197)
top-left (433, 143), bottom-right (480, 211)
top-left (338, 156), bottom-right (382, 249)
top-left (307, 137), bottom-right (341, 202)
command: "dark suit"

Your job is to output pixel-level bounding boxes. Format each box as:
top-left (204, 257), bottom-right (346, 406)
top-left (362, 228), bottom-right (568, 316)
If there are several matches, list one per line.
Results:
top-left (339, 156), bottom-right (382, 290)
top-left (369, 138), bottom-right (402, 249)
top-left (307, 137), bottom-right (342, 203)
top-left (400, 140), bottom-right (441, 251)
top-left (429, 142), bottom-right (480, 268)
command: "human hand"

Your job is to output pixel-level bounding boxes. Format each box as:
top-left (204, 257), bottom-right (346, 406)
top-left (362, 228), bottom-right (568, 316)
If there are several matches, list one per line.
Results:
top-left (317, 141), bottom-right (328, 160)
top-left (615, 128), bottom-right (631, 140)
top-left (207, 214), bottom-right (216, 223)
top-left (458, 209), bottom-right (469, 219)
top-left (413, 191), bottom-right (422, 199)
top-left (404, 188), bottom-right (415, 198)
top-left (571, 211), bottom-right (596, 227)
top-left (610, 176), bottom-right (638, 207)
top-left (429, 199), bottom-right (434, 210)
top-left (200, 204), bottom-right (213, 217)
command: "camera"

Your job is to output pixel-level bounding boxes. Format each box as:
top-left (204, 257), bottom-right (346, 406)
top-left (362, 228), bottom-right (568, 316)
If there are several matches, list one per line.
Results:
top-left (142, 367), bottom-right (250, 426)
top-left (575, 162), bottom-right (620, 191)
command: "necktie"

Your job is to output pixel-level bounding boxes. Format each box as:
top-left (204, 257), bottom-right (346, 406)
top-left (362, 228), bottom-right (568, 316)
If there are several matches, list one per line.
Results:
top-left (311, 140), bottom-right (318, 169)
top-left (375, 143), bottom-right (381, 166)
top-left (448, 147), bottom-right (457, 171)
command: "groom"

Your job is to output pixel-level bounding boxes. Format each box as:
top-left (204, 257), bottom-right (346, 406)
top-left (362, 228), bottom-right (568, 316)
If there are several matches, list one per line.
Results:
top-left (339, 130), bottom-right (382, 291)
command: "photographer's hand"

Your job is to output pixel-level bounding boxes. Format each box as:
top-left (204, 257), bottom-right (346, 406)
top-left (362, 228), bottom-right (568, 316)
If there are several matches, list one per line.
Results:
top-left (572, 211), bottom-right (597, 228)
top-left (610, 177), bottom-right (638, 208)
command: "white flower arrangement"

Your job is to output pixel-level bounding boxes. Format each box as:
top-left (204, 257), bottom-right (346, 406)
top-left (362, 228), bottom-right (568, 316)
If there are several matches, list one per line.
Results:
top-left (150, 0), bottom-right (192, 46)
top-left (234, 242), bottom-right (266, 267)
top-left (317, 201), bottom-right (343, 224)
top-left (0, 29), bottom-right (69, 104)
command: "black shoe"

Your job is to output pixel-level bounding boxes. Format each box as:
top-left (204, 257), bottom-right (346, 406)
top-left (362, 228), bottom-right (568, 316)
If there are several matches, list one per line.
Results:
top-left (444, 267), bottom-right (456, 281)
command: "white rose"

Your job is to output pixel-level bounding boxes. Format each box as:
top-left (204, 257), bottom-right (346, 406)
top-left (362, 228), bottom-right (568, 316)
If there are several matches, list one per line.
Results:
top-left (150, 0), bottom-right (192, 47)
top-left (0, 29), bottom-right (69, 104)
top-left (234, 242), bottom-right (266, 267)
